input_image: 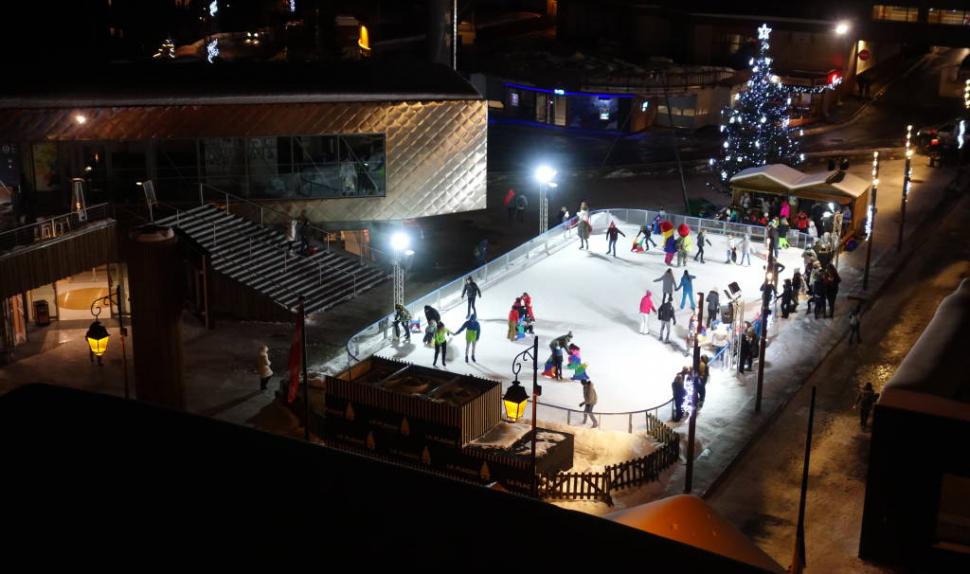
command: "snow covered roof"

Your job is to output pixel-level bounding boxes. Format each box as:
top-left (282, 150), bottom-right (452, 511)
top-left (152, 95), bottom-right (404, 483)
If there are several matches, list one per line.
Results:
top-left (731, 165), bottom-right (869, 200)
top-left (879, 279), bottom-right (970, 421)
top-left (606, 495), bottom-right (785, 573)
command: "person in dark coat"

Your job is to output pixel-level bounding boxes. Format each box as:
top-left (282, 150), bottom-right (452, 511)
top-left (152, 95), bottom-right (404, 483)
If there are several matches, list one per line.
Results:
top-left (503, 188), bottom-right (517, 221)
top-left (671, 368), bottom-right (688, 422)
top-left (824, 263), bottom-right (841, 318)
top-left (549, 331), bottom-right (573, 381)
top-left (654, 269), bottom-right (676, 303)
top-left (658, 300), bottom-right (677, 343)
top-left (696, 355), bottom-right (710, 407)
top-left (461, 277), bottom-right (482, 318)
top-left (855, 383), bottom-right (879, 430)
top-left (694, 229), bottom-right (713, 263)
top-left (393, 304), bottom-right (412, 342)
top-left (812, 265), bottom-right (826, 319)
top-left (424, 305), bottom-right (441, 345)
top-left (605, 221), bottom-right (626, 257)
top-left (739, 332), bottom-right (753, 374)
top-left (706, 288), bottom-right (720, 328)
top-left (791, 270), bottom-right (803, 312)
top-left (780, 279), bottom-right (794, 319)
top-left (514, 193), bottom-right (528, 222)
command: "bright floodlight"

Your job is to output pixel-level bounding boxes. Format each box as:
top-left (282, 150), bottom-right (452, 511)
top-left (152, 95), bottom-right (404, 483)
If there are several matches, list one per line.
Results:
top-left (835, 21), bottom-right (849, 35)
top-left (535, 164), bottom-right (557, 184)
top-left (390, 231), bottom-right (411, 252)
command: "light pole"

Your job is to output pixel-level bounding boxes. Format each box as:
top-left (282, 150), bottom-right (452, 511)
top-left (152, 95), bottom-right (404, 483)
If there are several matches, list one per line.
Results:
top-left (898, 125), bottom-right (912, 253)
top-left (390, 231), bottom-right (414, 309)
top-left (863, 151), bottom-right (879, 290)
top-left (534, 165), bottom-right (557, 235)
top-left (504, 335), bottom-right (541, 497)
top-left (85, 285), bottom-right (130, 400)
top-left (755, 233), bottom-right (775, 414)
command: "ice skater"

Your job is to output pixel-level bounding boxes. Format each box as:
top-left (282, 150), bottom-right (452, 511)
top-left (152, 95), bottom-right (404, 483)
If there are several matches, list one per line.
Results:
top-left (638, 289), bottom-right (656, 335)
top-left (739, 233), bottom-right (752, 266)
top-left (706, 288), bottom-right (720, 328)
top-left (676, 269), bottom-right (696, 311)
top-left (461, 276), bottom-right (482, 318)
top-left (423, 305), bottom-right (441, 346)
top-left (550, 331), bottom-right (573, 381)
top-left (393, 304), bottom-right (412, 342)
top-left (658, 299), bottom-right (677, 343)
top-left (453, 313), bottom-right (481, 362)
top-left (579, 379), bottom-right (599, 428)
top-left (605, 221), bottom-right (626, 257)
top-left (507, 302), bottom-right (520, 341)
top-left (633, 224), bottom-right (657, 252)
top-left (432, 321), bottom-right (452, 367)
top-left (654, 268), bottom-right (676, 304)
top-left (694, 229), bottom-right (713, 263)
top-left (577, 201), bottom-right (591, 250)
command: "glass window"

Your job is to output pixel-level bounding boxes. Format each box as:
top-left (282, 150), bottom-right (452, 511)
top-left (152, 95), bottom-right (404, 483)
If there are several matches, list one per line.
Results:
top-left (202, 138), bottom-right (245, 196)
top-left (156, 139), bottom-right (199, 201)
top-left (928, 8), bottom-right (970, 25)
top-left (288, 135), bottom-right (385, 199)
top-left (872, 5), bottom-right (919, 22)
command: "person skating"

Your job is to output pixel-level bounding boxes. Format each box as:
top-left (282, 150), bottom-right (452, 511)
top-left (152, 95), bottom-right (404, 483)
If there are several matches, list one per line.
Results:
top-left (521, 292), bottom-right (535, 323)
top-left (671, 368), bottom-right (688, 422)
top-left (638, 289), bottom-right (657, 335)
top-left (453, 313), bottom-right (481, 362)
top-left (654, 269), bottom-right (676, 304)
top-left (694, 229), bottom-right (713, 263)
top-left (257, 344), bottom-right (273, 391)
top-left (780, 279), bottom-right (794, 319)
top-left (725, 236), bottom-right (736, 264)
top-left (633, 224), bottom-right (657, 251)
top-left (560, 206), bottom-right (571, 236)
top-left (676, 270), bottom-right (697, 311)
top-left (676, 233), bottom-right (691, 267)
top-left (605, 221), bottom-right (626, 257)
top-left (507, 303), bottom-right (520, 341)
top-left (461, 277), bottom-right (482, 318)
top-left (577, 202), bottom-right (591, 250)
top-left (824, 263), bottom-right (841, 318)
top-left (423, 305), bottom-right (441, 345)
top-left (549, 331), bottom-right (573, 381)
top-left (848, 305), bottom-right (863, 344)
top-left (658, 300), bottom-right (677, 343)
top-left (855, 383), bottom-right (879, 430)
top-left (739, 233), bottom-right (752, 266)
top-left (706, 288), bottom-right (720, 328)
top-left (432, 321), bottom-right (452, 367)
top-left (579, 379), bottom-right (599, 428)
top-left (393, 304), bottom-right (412, 343)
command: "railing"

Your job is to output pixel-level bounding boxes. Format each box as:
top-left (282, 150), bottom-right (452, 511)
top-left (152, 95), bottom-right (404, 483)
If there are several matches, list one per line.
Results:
top-left (531, 398), bottom-right (674, 435)
top-left (0, 203), bottom-right (113, 255)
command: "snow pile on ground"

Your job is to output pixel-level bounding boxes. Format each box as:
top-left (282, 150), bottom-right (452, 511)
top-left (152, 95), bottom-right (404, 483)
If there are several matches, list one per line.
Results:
top-left (543, 421), bottom-right (660, 473)
top-left (469, 421), bottom-right (532, 449)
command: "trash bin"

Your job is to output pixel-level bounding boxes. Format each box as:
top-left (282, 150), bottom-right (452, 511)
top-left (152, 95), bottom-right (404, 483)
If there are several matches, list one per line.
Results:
top-left (33, 300), bottom-right (50, 326)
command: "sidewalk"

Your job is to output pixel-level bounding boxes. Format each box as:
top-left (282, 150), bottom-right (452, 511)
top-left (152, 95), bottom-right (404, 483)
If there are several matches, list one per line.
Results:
top-left (661, 155), bottom-right (959, 500)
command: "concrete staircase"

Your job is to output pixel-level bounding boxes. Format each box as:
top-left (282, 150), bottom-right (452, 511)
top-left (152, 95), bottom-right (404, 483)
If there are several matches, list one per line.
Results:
top-left (156, 205), bottom-right (388, 315)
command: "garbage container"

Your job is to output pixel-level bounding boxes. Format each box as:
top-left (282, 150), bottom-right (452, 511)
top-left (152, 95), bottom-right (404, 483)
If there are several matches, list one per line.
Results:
top-left (33, 300), bottom-right (50, 326)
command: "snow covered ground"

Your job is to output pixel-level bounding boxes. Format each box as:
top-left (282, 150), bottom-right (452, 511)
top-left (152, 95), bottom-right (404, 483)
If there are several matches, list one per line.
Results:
top-left (380, 216), bottom-right (803, 425)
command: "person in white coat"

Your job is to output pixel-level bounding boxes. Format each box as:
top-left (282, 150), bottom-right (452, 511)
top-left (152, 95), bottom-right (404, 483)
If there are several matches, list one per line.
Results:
top-left (258, 344), bottom-right (273, 391)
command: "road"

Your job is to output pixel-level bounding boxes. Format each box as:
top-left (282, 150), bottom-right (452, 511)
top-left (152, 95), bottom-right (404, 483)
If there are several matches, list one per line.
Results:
top-left (487, 48), bottom-right (968, 172)
top-left (704, 190), bottom-right (970, 572)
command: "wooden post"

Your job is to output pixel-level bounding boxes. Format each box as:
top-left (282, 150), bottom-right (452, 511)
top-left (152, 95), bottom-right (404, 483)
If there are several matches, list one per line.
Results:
top-left (790, 386), bottom-right (817, 574)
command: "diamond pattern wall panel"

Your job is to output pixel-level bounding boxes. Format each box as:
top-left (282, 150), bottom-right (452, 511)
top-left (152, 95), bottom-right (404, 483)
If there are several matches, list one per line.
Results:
top-left (0, 99), bottom-right (487, 224)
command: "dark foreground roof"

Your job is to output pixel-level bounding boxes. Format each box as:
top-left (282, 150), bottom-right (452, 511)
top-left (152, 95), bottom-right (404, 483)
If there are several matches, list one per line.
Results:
top-left (0, 385), bottom-right (768, 569)
top-left (0, 60), bottom-right (481, 108)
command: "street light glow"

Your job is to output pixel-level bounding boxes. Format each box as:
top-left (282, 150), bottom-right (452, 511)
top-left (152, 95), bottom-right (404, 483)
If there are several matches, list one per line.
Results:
top-left (390, 231), bottom-right (411, 252)
top-left (835, 21), bottom-right (850, 35)
top-left (74, 114), bottom-right (87, 125)
top-left (535, 164), bottom-right (557, 184)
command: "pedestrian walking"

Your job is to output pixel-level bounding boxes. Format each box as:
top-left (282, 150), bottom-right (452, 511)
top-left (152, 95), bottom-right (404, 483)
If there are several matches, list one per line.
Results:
top-left (514, 193), bottom-right (528, 222)
top-left (671, 368), bottom-right (688, 422)
top-left (577, 202), bottom-right (591, 250)
top-left (706, 288), bottom-right (720, 328)
top-left (257, 344), bottom-right (273, 391)
top-left (579, 379), bottom-right (599, 427)
top-left (855, 383), bottom-right (879, 430)
top-left (738, 331), bottom-right (753, 374)
top-left (639, 289), bottom-right (656, 335)
top-left (461, 277), bottom-right (482, 318)
top-left (726, 236), bottom-right (736, 264)
top-left (781, 279), bottom-right (794, 319)
top-left (694, 229), bottom-right (713, 263)
top-left (697, 355), bottom-right (710, 407)
top-left (453, 313), bottom-right (481, 362)
top-left (654, 268), bottom-right (676, 303)
top-left (605, 221), bottom-right (626, 257)
top-left (504, 188), bottom-right (517, 221)
top-left (791, 270), bottom-right (804, 312)
top-left (658, 300), bottom-right (677, 342)
top-left (393, 304), bottom-right (412, 342)
top-left (739, 233), bottom-right (752, 266)
top-left (812, 263), bottom-right (826, 319)
top-left (848, 306), bottom-right (863, 344)
top-left (432, 321), bottom-right (451, 367)
top-left (824, 263), bottom-right (841, 318)
top-left (676, 270), bottom-right (697, 311)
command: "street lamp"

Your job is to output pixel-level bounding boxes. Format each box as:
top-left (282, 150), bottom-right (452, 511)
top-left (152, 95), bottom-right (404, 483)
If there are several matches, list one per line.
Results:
top-left (898, 125), bottom-right (913, 252)
top-left (534, 164), bottom-right (557, 235)
top-left (85, 285), bottom-right (131, 399)
top-left (390, 231), bottom-right (414, 309)
top-left (834, 21), bottom-right (850, 35)
top-left (863, 151), bottom-right (879, 290)
top-left (508, 335), bottom-right (541, 496)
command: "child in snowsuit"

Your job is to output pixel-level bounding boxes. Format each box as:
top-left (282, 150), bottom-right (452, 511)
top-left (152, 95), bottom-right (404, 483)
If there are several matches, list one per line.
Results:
top-left (579, 379), bottom-right (599, 427)
top-left (393, 304), bottom-right (412, 342)
top-left (654, 269), bottom-right (676, 304)
top-left (521, 292), bottom-right (535, 322)
top-left (453, 314), bottom-right (481, 362)
top-left (658, 300), bottom-right (677, 343)
top-left (639, 290), bottom-right (656, 335)
top-left (677, 270), bottom-right (697, 311)
top-left (605, 221), bottom-right (626, 257)
top-left (432, 322), bottom-right (451, 367)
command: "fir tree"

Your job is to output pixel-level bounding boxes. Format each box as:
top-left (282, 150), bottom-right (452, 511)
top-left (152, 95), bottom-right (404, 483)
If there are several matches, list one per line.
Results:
top-left (713, 24), bottom-right (803, 182)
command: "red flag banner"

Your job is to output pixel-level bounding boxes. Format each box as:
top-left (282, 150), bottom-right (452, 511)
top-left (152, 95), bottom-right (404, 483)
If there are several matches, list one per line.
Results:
top-left (286, 319), bottom-right (303, 404)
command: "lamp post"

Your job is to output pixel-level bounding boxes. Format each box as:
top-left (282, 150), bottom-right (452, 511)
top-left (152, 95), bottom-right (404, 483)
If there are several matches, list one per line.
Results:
top-left (534, 165), bottom-right (557, 235)
top-left (863, 151), bottom-right (879, 290)
top-left (755, 233), bottom-right (775, 414)
top-left (898, 125), bottom-right (913, 253)
top-left (85, 285), bottom-right (130, 400)
top-left (504, 335), bottom-right (541, 497)
top-left (390, 231), bottom-right (414, 309)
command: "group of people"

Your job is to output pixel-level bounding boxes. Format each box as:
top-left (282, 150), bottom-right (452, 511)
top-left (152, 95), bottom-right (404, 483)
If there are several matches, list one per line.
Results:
top-left (670, 355), bottom-right (711, 421)
top-left (507, 292), bottom-right (536, 341)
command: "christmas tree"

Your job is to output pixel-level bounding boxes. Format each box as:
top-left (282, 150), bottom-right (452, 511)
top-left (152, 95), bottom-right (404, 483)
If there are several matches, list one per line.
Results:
top-left (712, 24), bottom-right (804, 182)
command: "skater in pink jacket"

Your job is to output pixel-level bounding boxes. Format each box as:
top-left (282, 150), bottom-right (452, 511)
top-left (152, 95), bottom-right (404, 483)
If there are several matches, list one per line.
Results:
top-left (639, 290), bottom-right (657, 335)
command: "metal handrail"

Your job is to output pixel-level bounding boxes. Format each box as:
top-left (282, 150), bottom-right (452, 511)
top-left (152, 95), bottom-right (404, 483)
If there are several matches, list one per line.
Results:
top-left (0, 203), bottom-right (112, 254)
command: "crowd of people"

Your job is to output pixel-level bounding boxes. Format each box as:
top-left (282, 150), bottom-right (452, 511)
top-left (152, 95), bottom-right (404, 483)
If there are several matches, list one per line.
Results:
top-left (714, 192), bottom-right (852, 243)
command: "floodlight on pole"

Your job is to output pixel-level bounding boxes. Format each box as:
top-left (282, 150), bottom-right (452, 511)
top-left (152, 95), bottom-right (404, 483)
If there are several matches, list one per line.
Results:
top-left (835, 21), bottom-right (850, 35)
top-left (534, 164), bottom-right (557, 235)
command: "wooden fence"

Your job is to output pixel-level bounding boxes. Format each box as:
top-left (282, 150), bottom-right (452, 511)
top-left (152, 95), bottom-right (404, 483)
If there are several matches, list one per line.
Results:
top-left (538, 413), bottom-right (680, 506)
